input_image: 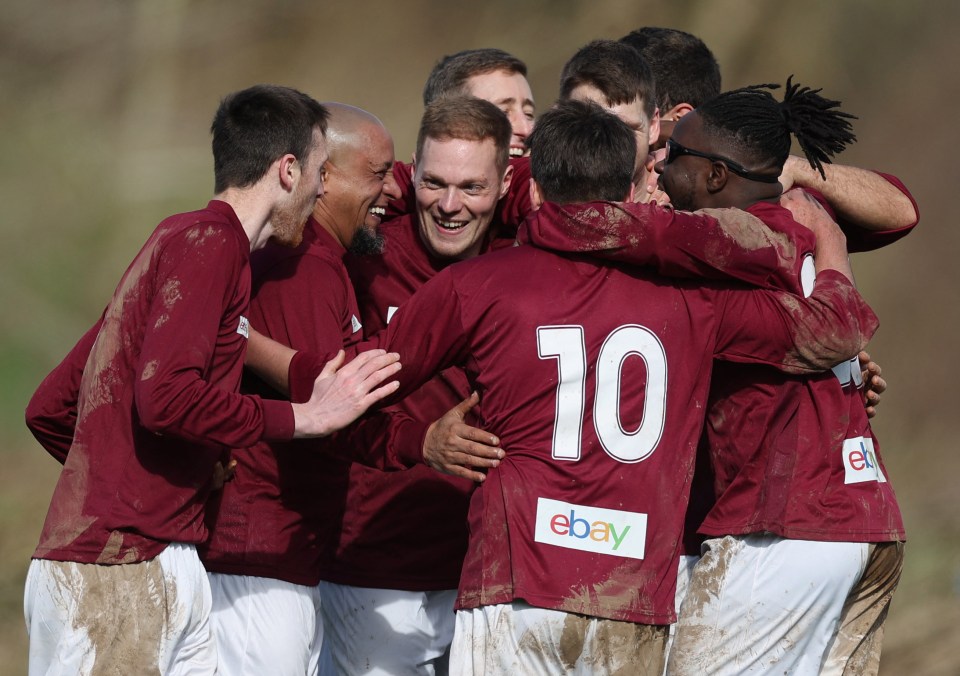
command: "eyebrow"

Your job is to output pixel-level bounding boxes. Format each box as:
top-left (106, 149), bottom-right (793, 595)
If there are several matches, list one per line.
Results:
top-left (493, 96), bottom-right (536, 108)
top-left (420, 171), bottom-right (488, 188)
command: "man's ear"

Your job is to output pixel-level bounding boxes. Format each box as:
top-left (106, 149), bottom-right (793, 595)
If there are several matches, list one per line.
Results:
top-left (499, 164), bottom-right (514, 199)
top-left (410, 155), bottom-right (417, 182)
top-left (529, 179), bottom-right (545, 211)
top-left (278, 154), bottom-right (300, 192)
top-left (665, 103), bottom-right (695, 121)
top-left (705, 161), bottom-right (729, 194)
top-left (648, 108), bottom-right (661, 147)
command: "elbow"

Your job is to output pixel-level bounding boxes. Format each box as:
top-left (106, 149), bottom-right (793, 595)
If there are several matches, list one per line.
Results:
top-left (791, 310), bottom-right (879, 373)
top-left (134, 380), bottom-right (184, 435)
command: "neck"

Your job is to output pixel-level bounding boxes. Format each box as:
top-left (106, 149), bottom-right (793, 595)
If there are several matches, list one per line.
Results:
top-left (709, 183), bottom-right (783, 212)
top-left (214, 186), bottom-right (275, 252)
top-left (310, 203), bottom-right (347, 248)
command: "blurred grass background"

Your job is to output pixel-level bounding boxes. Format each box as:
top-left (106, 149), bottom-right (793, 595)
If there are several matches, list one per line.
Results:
top-left (1, 0), bottom-right (956, 673)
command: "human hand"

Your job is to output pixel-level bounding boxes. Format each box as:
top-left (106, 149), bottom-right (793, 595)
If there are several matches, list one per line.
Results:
top-left (859, 350), bottom-right (887, 418)
top-left (292, 349), bottom-right (402, 438)
top-left (781, 188), bottom-right (851, 281)
top-left (210, 459), bottom-right (237, 491)
top-left (423, 392), bottom-right (504, 482)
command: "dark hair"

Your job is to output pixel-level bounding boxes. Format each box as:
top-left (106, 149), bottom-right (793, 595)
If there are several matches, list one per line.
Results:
top-left (697, 77), bottom-right (857, 178)
top-left (422, 48), bottom-right (528, 106)
top-left (528, 99), bottom-right (636, 204)
top-left (211, 84), bottom-right (329, 193)
top-left (559, 40), bottom-right (657, 120)
top-left (620, 27), bottom-right (720, 110)
top-left (415, 96), bottom-right (513, 177)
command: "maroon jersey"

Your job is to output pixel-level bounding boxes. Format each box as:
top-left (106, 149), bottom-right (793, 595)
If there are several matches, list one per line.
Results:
top-left (199, 219), bottom-right (428, 585)
top-left (32, 201), bottom-right (294, 565)
top-left (26, 314), bottom-right (105, 464)
top-left (698, 199), bottom-right (911, 542)
top-left (358, 225), bottom-right (877, 624)
top-left (520, 185), bottom-right (915, 545)
top-left (321, 214), bottom-right (477, 590)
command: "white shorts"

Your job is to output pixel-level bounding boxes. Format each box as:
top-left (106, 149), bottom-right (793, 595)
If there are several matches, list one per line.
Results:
top-left (208, 572), bottom-right (323, 676)
top-left (664, 553), bottom-right (699, 668)
top-left (24, 542), bottom-right (216, 676)
top-left (317, 582), bottom-right (457, 676)
top-left (667, 534), bottom-right (870, 675)
top-left (821, 541), bottom-right (903, 676)
top-left (449, 601), bottom-right (667, 676)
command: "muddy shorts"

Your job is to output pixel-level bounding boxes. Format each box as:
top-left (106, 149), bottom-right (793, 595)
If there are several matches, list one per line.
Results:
top-left (25, 542), bottom-right (216, 675)
top-left (667, 534), bottom-right (876, 675)
top-left (450, 601), bottom-right (668, 675)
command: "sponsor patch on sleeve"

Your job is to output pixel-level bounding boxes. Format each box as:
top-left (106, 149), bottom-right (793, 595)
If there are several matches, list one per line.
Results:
top-left (534, 497), bottom-right (647, 560)
top-left (237, 316), bottom-right (249, 339)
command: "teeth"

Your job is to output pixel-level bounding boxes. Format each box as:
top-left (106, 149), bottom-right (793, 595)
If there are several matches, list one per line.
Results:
top-left (438, 220), bottom-right (467, 231)
top-left (369, 206), bottom-right (385, 217)
top-left (509, 147), bottom-right (524, 157)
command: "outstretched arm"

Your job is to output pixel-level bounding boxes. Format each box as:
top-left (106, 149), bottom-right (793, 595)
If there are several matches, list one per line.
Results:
top-left (519, 200), bottom-right (813, 291)
top-left (779, 156), bottom-right (918, 233)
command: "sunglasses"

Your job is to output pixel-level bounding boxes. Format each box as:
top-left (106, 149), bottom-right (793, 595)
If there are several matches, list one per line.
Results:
top-left (664, 139), bottom-right (781, 184)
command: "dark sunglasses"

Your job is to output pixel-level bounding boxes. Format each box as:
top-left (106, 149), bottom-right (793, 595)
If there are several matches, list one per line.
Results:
top-left (664, 139), bottom-right (781, 184)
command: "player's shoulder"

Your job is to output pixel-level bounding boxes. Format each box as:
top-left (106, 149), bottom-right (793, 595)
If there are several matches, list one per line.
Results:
top-left (152, 205), bottom-right (247, 262)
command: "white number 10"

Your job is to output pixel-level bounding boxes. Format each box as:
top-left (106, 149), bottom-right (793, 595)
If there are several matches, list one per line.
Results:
top-left (537, 325), bottom-right (667, 464)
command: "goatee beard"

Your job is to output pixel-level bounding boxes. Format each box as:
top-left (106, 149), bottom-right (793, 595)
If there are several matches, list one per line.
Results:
top-left (349, 224), bottom-right (385, 256)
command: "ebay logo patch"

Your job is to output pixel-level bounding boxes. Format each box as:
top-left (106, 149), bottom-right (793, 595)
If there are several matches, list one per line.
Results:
top-left (533, 497), bottom-right (647, 560)
top-left (842, 436), bottom-right (887, 485)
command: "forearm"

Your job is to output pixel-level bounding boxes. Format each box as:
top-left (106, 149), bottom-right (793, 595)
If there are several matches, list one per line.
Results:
top-left (25, 316), bottom-right (103, 462)
top-left (783, 271), bottom-right (878, 372)
top-left (783, 156), bottom-right (917, 231)
top-left (245, 327), bottom-right (296, 397)
top-left (523, 201), bottom-right (806, 290)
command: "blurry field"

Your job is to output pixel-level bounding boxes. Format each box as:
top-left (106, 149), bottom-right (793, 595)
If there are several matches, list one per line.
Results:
top-left (1, 1), bottom-right (957, 673)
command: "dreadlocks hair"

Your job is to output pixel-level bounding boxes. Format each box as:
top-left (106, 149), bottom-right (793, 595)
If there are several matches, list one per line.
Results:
top-left (696, 76), bottom-right (857, 179)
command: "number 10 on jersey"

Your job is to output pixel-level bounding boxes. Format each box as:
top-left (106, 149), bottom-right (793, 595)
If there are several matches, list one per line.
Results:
top-left (537, 325), bottom-right (667, 464)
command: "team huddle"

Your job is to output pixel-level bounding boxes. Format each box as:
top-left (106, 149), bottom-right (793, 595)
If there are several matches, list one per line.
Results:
top-left (23, 26), bottom-right (916, 676)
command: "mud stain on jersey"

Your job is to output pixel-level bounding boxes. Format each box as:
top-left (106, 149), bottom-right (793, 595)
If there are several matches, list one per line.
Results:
top-left (701, 208), bottom-right (792, 249)
top-left (777, 282), bottom-right (875, 374)
top-left (34, 443), bottom-right (98, 554)
top-left (95, 530), bottom-right (140, 565)
top-left (141, 359), bottom-right (158, 381)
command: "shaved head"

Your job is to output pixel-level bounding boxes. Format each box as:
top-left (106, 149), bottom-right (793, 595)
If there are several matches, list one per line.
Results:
top-left (321, 102), bottom-right (392, 161)
top-left (312, 103), bottom-right (399, 251)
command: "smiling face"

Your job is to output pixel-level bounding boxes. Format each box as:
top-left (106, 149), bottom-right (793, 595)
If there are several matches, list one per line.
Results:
top-left (317, 122), bottom-right (400, 249)
top-left (413, 136), bottom-right (512, 260)
top-left (271, 127), bottom-right (328, 247)
top-left (465, 70), bottom-right (536, 158)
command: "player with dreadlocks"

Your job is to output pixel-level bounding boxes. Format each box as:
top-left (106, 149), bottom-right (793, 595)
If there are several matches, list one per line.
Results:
top-left (662, 80), bottom-right (906, 675)
top-left (521, 78), bottom-right (912, 675)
